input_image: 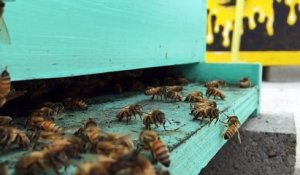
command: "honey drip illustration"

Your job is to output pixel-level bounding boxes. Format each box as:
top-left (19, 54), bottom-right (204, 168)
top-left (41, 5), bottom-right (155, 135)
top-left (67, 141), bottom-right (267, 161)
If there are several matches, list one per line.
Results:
top-left (207, 0), bottom-right (300, 48)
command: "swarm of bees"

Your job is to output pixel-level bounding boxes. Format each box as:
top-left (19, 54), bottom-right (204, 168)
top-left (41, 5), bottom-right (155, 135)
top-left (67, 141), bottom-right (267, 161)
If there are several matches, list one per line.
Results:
top-left (0, 66), bottom-right (252, 174)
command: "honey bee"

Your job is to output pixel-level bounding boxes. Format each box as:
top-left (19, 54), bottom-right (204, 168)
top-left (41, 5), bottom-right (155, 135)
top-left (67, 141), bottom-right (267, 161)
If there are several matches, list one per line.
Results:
top-left (239, 77), bottom-right (252, 88)
top-left (0, 0), bottom-right (10, 45)
top-left (185, 91), bottom-right (203, 102)
top-left (39, 120), bottom-right (64, 133)
top-left (74, 156), bottom-right (115, 175)
top-left (0, 161), bottom-right (8, 175)
top-left (144, 87), bottom-right (165, 100)
top-left (206, 87), bottom-right (225, 100)
top-left (0, 116), bottom-right (13, 126)
top-left (175, 77), bottom-right (189, 85)
top-left (222, 115), bottom-right (241, 143)
top-left (41, 102), bottom-right (64, 114)
top-left (164, 90), bottom-right (183, 101)
top-left (0, 126), bottom-right (30, 150)
top-left (190, 106), bottom-right (219, 124)
top-left (143, 110), bottom-right (168, 130)
top-left (93, 141), bottom-right (129, 159)
top-left (75, 119), bottom-right (106, 148)
top-left (26, 109), bottom-right (52, 129)
top-left (139, 130), bottom-right (159, 150)
top-left (50, 136), bottom-right (86, 159)
top-left (204, 80), bottom-right (225, 88)
top-left (93, 134), bottom-right (134, 159)
top-left (15, 147), bottom-right (70, 175)
top-left (110, 150), bottom-right (156, 175)
top-left (0, 67), bottom-right (10, 108)
top-left (139, 130), bottom-right (170, 167)
top-left (190, 99), bottom-right (217, 109)
top-left (116, 104), bottom-right (143, 124)
top-left (164, 85), bottom-right (183, 92)
top-left (63, 97), bottom-right (88, 111)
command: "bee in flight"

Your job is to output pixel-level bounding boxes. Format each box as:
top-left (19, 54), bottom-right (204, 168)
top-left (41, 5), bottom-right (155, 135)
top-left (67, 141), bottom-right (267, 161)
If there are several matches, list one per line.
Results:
top-left (0, 0), bottom-right (11, 45)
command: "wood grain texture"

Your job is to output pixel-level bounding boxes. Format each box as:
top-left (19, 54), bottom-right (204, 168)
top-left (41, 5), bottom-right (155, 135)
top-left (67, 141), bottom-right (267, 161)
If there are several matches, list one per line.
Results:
top-left (0, 0), bottom-right (206, 81)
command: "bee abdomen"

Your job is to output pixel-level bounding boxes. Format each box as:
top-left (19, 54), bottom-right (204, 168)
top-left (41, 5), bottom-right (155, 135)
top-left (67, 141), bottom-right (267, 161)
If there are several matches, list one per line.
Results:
top-left (40, 121), bottom-right (64, 133)
top-left (151, 140), bottom-right (170, 167)
top-left (224, 127), bottom-right (236, 140)
top-left (0, 68), bottom-right (11, 97)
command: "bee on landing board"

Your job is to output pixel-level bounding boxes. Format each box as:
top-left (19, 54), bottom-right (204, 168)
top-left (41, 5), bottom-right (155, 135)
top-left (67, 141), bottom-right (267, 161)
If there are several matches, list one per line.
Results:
top-left (204, 80), bottom-right (225, 88)
top-left (163, 90), bottom-right (183, 101)
top-left (0, 126), bottom-right (30, 150)
top-left (239, 77), bottom-right (252, 88)
top-left (143, 110), bottom-right (169, 130)
top-left (185, 91), bottom-right (203, 102)
top-left (206, 87), bottom-right (225, 100)
top-left (63, 97), bottom-right (88, 111)
top-left (110, 150), bottom-right (156, 175)
top-left (74, 156), bottom-right (115, 175)
top-left (221, 115), bottom-right (241, 144)
top-left (144, 87), bottom-right (165, 100)
top-left (41, 102), bottom-right (64, 115)
top-left (0, 0), bottom-right (11, 45)
top-left (116, 104), bottom-right (143, 124)
top-left (139, 130), bottom-right (171, 167)
top-left (38, 120), bottom-right (64, 133)
top-left (0, 67), bottom-right (11, 108)
top-left (190, 106), bottom-right (219, 125)
top-left (15, 147), bottom-right (70, 175)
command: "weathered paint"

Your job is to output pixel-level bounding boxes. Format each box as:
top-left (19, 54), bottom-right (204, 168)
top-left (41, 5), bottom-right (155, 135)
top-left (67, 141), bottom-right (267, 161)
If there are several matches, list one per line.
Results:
top-left (0, 0), bottom-right (206, 81)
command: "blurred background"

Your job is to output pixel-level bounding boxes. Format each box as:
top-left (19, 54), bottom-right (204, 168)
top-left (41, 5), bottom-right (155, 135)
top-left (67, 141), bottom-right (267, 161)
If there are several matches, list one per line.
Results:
top-left (206, 0), bottom-right (300, 174)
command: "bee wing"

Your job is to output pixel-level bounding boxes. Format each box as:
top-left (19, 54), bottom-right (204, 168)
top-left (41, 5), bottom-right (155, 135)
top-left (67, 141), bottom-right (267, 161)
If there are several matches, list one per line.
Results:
top-left (0, 17), bottom-right (11, 45)
top-left (237, 129), bottom-right (242, 144)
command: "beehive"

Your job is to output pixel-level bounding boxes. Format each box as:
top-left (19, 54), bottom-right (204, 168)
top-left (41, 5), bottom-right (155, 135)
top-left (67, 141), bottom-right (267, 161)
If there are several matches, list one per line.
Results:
top-left (0, 1), bottom-right (261, 174)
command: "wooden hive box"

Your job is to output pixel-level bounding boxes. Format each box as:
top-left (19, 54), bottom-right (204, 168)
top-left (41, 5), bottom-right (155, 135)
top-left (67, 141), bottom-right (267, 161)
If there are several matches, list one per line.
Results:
top-left (0, 0), bottom-right (262, 174)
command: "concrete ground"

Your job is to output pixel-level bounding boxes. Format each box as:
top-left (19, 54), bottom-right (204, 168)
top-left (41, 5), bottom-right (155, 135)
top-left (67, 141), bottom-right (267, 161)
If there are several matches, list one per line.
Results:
top-left (261, 82), bottom-right (300, 174)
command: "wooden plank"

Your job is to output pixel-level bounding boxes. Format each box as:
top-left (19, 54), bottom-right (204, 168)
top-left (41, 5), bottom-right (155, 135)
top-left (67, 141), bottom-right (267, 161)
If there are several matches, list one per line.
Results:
top-left (171, 88), bottom-right (258, 174)
top-left (0, 0), bottom-right (206, 81)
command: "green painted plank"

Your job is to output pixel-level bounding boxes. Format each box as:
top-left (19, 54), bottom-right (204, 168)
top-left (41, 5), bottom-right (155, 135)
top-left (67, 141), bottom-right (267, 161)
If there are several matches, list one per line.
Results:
top-left (0, 0), bottom-right (206, 81)
top-left (1, 83), bottom-right (258, 175)
top-left (177, 62), bottom-right (262, 115)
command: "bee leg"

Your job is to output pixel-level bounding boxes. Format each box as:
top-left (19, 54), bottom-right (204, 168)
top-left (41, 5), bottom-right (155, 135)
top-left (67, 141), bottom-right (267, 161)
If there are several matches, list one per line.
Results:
top-left (151, 95), bottom-right (155, 100)
top-left (163, 124), bottom-right (167, 131)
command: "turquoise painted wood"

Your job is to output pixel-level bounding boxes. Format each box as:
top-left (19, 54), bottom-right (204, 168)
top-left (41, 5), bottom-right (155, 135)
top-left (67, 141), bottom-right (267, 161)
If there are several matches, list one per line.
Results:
top-left (0, 0), bottom-right (206, 81)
